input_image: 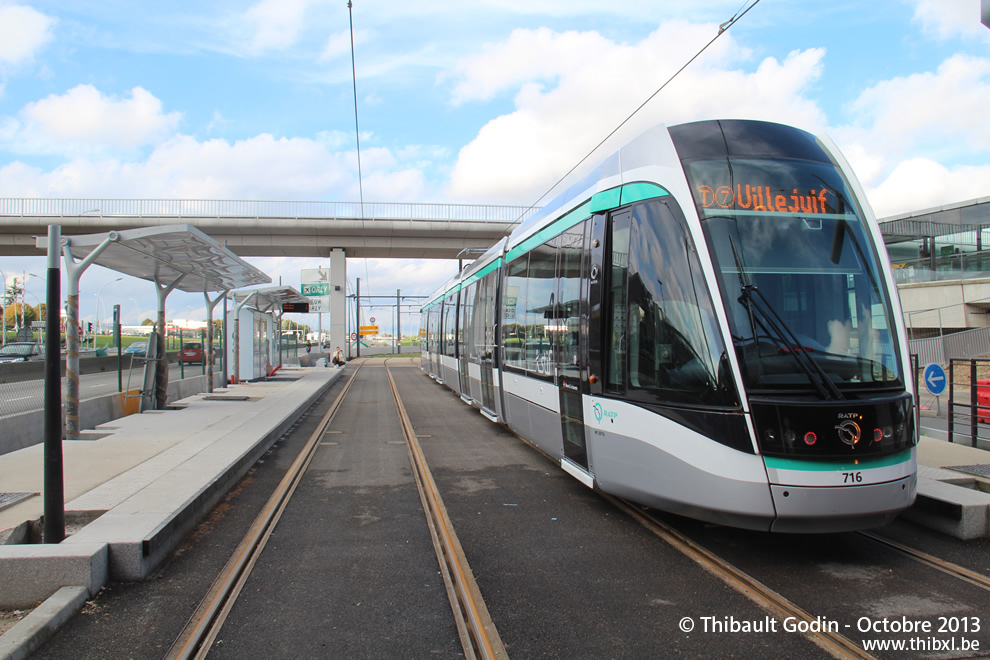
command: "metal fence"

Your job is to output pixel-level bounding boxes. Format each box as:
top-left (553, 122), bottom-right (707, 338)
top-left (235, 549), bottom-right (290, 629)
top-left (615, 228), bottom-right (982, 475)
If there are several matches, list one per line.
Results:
top-left (946, 357), bottom-right (990, 448)
top-left (908, 326), bottom-right (990, 366)
top-left (0, 198), bottom-right (540, 224)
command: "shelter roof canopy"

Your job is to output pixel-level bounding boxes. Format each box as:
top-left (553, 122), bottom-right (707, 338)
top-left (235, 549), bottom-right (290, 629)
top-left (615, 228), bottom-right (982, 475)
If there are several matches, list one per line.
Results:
top-left (44, 224), bottom-right (270, 292)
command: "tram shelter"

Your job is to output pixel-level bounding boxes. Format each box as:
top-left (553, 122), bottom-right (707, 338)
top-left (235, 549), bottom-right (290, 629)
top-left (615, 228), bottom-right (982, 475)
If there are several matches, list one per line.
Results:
top-left (39, 224), bottom-right (270, 432)
top-left (227, 285), bottom-right (309, 382)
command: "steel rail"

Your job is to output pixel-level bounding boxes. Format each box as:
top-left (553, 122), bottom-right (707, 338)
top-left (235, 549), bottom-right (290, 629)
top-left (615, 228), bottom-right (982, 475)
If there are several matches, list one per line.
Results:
top-left (165, 362), bottom-right (364, 660)
top-left (604, 494), bottom-right (876, 660)
top-left (858, 530), bottom-right (990, 592)
top-left (384, 358), bottom-right (507, 660)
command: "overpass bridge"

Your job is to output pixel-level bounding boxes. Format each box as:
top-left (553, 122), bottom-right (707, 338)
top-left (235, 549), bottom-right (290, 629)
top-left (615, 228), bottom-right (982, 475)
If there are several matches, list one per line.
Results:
top-left (0, 198), bottom-right (538, 259)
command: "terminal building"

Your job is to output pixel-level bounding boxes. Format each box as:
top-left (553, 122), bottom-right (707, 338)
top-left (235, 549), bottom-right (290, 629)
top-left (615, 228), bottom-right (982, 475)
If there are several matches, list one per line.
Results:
top-left (880, 195), bottom-right (990, 363)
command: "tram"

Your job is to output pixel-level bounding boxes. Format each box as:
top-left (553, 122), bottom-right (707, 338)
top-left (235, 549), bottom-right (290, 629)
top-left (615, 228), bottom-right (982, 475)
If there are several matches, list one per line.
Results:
top-left (420, 119), bottom-right (916, 533)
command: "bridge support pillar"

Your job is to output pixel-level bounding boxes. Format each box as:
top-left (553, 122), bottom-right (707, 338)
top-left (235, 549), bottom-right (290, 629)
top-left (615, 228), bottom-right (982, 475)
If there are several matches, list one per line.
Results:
top-left (330, 248), bottom-right (348, 357)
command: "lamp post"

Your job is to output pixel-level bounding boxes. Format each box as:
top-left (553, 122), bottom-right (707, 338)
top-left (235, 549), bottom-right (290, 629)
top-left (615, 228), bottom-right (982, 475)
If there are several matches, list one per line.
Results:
top-left (96, 277), bottom-right (123, 339)
top-left (22, 272), bottom-right (43, 339)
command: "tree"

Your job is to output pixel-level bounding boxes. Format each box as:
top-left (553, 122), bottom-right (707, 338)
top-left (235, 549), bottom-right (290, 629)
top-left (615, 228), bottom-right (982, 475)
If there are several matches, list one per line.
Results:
top-left (141, 318), bottom-right (155, 326)
top-left (4, 303), bottom-right (37, 327)
top-left (3, 280), bottom-right (23, 308)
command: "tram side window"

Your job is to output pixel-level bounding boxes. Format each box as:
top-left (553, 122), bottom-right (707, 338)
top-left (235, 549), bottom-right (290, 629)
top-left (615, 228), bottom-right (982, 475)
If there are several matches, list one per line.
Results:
top-left (471, 273), bottom-right (496, 363)
top-left (426, 306), bottom-right (437, 353)
top-left (502, 256), bottom-right (529, 369)
top-left (620, 200), bottom-right (736, 407)
top-left (524, 243), bottom-right (557, 376)
top-left (607, 213), bottom-right (631, 392)
top-left (419, 310), bottom-right (430, 353)
top-left (443, 296), bottom-right (458, 357)
top-left (461, 283), bottom-right (475, 359)
top-left (555, 223), bottom-right (585, 379)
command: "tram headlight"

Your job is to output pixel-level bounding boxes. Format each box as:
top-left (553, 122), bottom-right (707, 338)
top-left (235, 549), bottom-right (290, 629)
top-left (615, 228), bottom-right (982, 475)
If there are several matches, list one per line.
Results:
top-left (873, 428), bottom-right (883, 443)
top-left (783, 429), bottom-right (795, 445)
top-left (803, 431), bottom-right (817, 446)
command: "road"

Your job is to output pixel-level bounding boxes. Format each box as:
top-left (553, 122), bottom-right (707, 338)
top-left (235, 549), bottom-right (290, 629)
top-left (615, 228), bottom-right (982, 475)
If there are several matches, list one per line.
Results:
top-left (0, 360), bottom-right (213, 419)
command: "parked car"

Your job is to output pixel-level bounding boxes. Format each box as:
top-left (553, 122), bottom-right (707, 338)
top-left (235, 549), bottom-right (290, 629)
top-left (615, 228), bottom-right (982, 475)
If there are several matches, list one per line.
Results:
top-left (123, 341), bottom-right (148, 357)
top-left (178, 341), bottom-right (210, 365)
top-left (0, 342), bottom-right (45, 363)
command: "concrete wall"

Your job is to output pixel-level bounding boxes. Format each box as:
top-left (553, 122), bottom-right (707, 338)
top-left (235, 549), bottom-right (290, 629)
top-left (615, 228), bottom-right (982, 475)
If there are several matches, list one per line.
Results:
top-left (898, 277), bottom-right (990, 330)
top-left (0, 372), bottom-right (224, 456)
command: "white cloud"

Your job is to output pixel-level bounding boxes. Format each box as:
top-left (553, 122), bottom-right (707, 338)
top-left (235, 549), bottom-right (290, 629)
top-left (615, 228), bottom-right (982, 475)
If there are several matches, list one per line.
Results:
top-left (445, 23), bottom-right (827, 204)
top-left (867, 158), bottom-right (990, 217)
top-left (841, 54), bottom-right (990, 156)
top-left (319, 27), bottom-right (373, 62)
top-left (0, 4), bottom-right (55, 65)
top-left (0, 132), bottom-right (434, 202)
top-left (910, 0), bottom-right (990, 41)
top-left (831, 53), bottom-right (990, 216)
top-left (4, 84), bottom-right (182, 155)
top-left (241, 0), bottom-right (318, 53)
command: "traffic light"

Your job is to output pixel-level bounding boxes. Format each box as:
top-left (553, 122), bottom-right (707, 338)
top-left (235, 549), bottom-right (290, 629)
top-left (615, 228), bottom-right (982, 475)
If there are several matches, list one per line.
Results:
top-left (88, 322), bottom-right (93, 333)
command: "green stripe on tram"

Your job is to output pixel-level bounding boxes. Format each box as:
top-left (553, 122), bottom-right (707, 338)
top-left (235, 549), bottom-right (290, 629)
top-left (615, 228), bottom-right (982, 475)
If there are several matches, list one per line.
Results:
top-left (439, 180), bottom-right (674, 304)
top-left (764, 449), bottom-right (912, 472)
top-left (505, 200), bottom-right (592, 263)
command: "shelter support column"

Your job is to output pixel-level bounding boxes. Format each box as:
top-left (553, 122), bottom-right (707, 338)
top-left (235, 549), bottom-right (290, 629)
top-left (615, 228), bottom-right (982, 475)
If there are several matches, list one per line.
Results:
top-left (330, 248), bottom-right (347, 356)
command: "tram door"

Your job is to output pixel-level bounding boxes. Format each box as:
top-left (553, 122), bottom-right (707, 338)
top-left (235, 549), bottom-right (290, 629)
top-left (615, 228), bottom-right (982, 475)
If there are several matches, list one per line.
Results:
top-left (555, 221), bottom-right (590, 470)
top-left (478, 274), bottom-right (498, 414)
top-left (457, 290), bottom-right (471, 396)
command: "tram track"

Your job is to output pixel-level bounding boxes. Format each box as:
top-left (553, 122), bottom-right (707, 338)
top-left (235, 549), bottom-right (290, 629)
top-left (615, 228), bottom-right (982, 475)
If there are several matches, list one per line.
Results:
top-left (856, 530), bottom-right (990, 593)
top-left (166, 362), bottom-right (366, 660)
top-left (165, 358), bottom-right (504, 660)
top-left (605, 494), bottom-right (877, 660)
top-left (609, 492), bottom-right (990, 660)
top-left (385, 358), bottom-right (507, 660)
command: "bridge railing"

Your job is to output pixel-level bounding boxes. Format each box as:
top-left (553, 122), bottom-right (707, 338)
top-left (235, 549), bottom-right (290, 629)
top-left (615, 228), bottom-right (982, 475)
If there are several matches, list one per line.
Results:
top-left (0, 198), bottom-right (539, 223)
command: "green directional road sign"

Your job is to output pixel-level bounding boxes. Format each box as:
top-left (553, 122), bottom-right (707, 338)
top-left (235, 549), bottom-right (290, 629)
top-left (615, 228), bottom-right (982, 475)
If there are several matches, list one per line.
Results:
top-left (302, 282), bottom-right (330, 296)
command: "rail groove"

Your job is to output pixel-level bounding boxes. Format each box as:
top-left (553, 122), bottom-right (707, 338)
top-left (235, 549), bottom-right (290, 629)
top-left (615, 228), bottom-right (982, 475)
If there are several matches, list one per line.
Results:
top-left (858, 530), bottom-right (990, 592)
top-left (166, 362), bottom-right (363, 660)
top-left (385, 359), bottom-right (507, 660)
top-left (605, 495), bottom-right (876, 660)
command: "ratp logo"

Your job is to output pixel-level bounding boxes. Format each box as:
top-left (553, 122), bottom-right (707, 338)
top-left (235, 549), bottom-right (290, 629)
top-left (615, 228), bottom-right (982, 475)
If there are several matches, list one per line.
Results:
top-left (592, 402), bottom-right (617, 423)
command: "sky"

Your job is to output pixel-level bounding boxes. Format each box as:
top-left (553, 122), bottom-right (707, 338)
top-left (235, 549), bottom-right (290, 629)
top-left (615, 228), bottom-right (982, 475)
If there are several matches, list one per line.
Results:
top-left (1, 0), bottom-right (989, 337)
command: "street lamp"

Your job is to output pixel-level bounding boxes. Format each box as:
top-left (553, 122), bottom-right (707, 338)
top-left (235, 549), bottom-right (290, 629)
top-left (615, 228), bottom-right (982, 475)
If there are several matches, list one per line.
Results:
top-left (96, 277), bottom-right (123, 336)
top-left (128, 297), bottom-right (141, 325)
top-left (22, 272), bottom-right (43, 338)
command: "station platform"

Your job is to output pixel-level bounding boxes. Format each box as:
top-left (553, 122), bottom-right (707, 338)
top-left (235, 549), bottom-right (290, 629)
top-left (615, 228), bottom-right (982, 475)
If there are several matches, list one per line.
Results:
top-left (1, 360), bottom-right (989, 657)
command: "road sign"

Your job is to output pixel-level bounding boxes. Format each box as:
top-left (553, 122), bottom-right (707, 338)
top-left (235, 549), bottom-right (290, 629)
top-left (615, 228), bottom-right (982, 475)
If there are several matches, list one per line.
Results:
top-left (370, 316), bottom-right (376, 324)
top-left (350, 332), bottom-right (358, 340)
top-left (301, 282), bottom-right (330, 296)
top-left (306, 297), bottom-right (328, 313)
top-left (923, 363), bottom-right (947, 396)
top-left (359, 325), bottom-right (379, 336)
top-left (300, 268), bottom-right (330, 282)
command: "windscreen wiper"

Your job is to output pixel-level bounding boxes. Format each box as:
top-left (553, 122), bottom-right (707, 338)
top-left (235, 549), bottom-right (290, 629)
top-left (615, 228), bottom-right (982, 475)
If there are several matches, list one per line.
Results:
top-left (727, 233), bottom-right (843, 399)
top-left (738, 285), bottom-right (844, 400)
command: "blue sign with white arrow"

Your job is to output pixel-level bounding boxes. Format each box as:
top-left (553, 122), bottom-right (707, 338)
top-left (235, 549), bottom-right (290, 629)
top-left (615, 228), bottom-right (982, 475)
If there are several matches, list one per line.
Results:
top-left (923, 363), bottom-right (947, 396)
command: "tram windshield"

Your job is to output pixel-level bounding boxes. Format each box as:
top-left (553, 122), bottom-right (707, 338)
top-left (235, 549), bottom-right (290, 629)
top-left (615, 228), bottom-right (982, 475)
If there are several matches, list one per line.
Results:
top-left (688, 157), bottom-right (903, 394)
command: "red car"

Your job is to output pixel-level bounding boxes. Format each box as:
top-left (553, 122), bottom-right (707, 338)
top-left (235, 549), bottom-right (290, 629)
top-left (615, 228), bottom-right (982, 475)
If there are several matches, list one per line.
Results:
top-left (178, 341), bottom-right (210, 365)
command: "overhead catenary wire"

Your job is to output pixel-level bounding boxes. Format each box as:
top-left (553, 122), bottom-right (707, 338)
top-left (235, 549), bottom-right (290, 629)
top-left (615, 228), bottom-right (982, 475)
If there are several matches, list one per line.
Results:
top-left (515, 0), bottom-right (762, 223)
top-left (347, 0), bottom-right (364, 216)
